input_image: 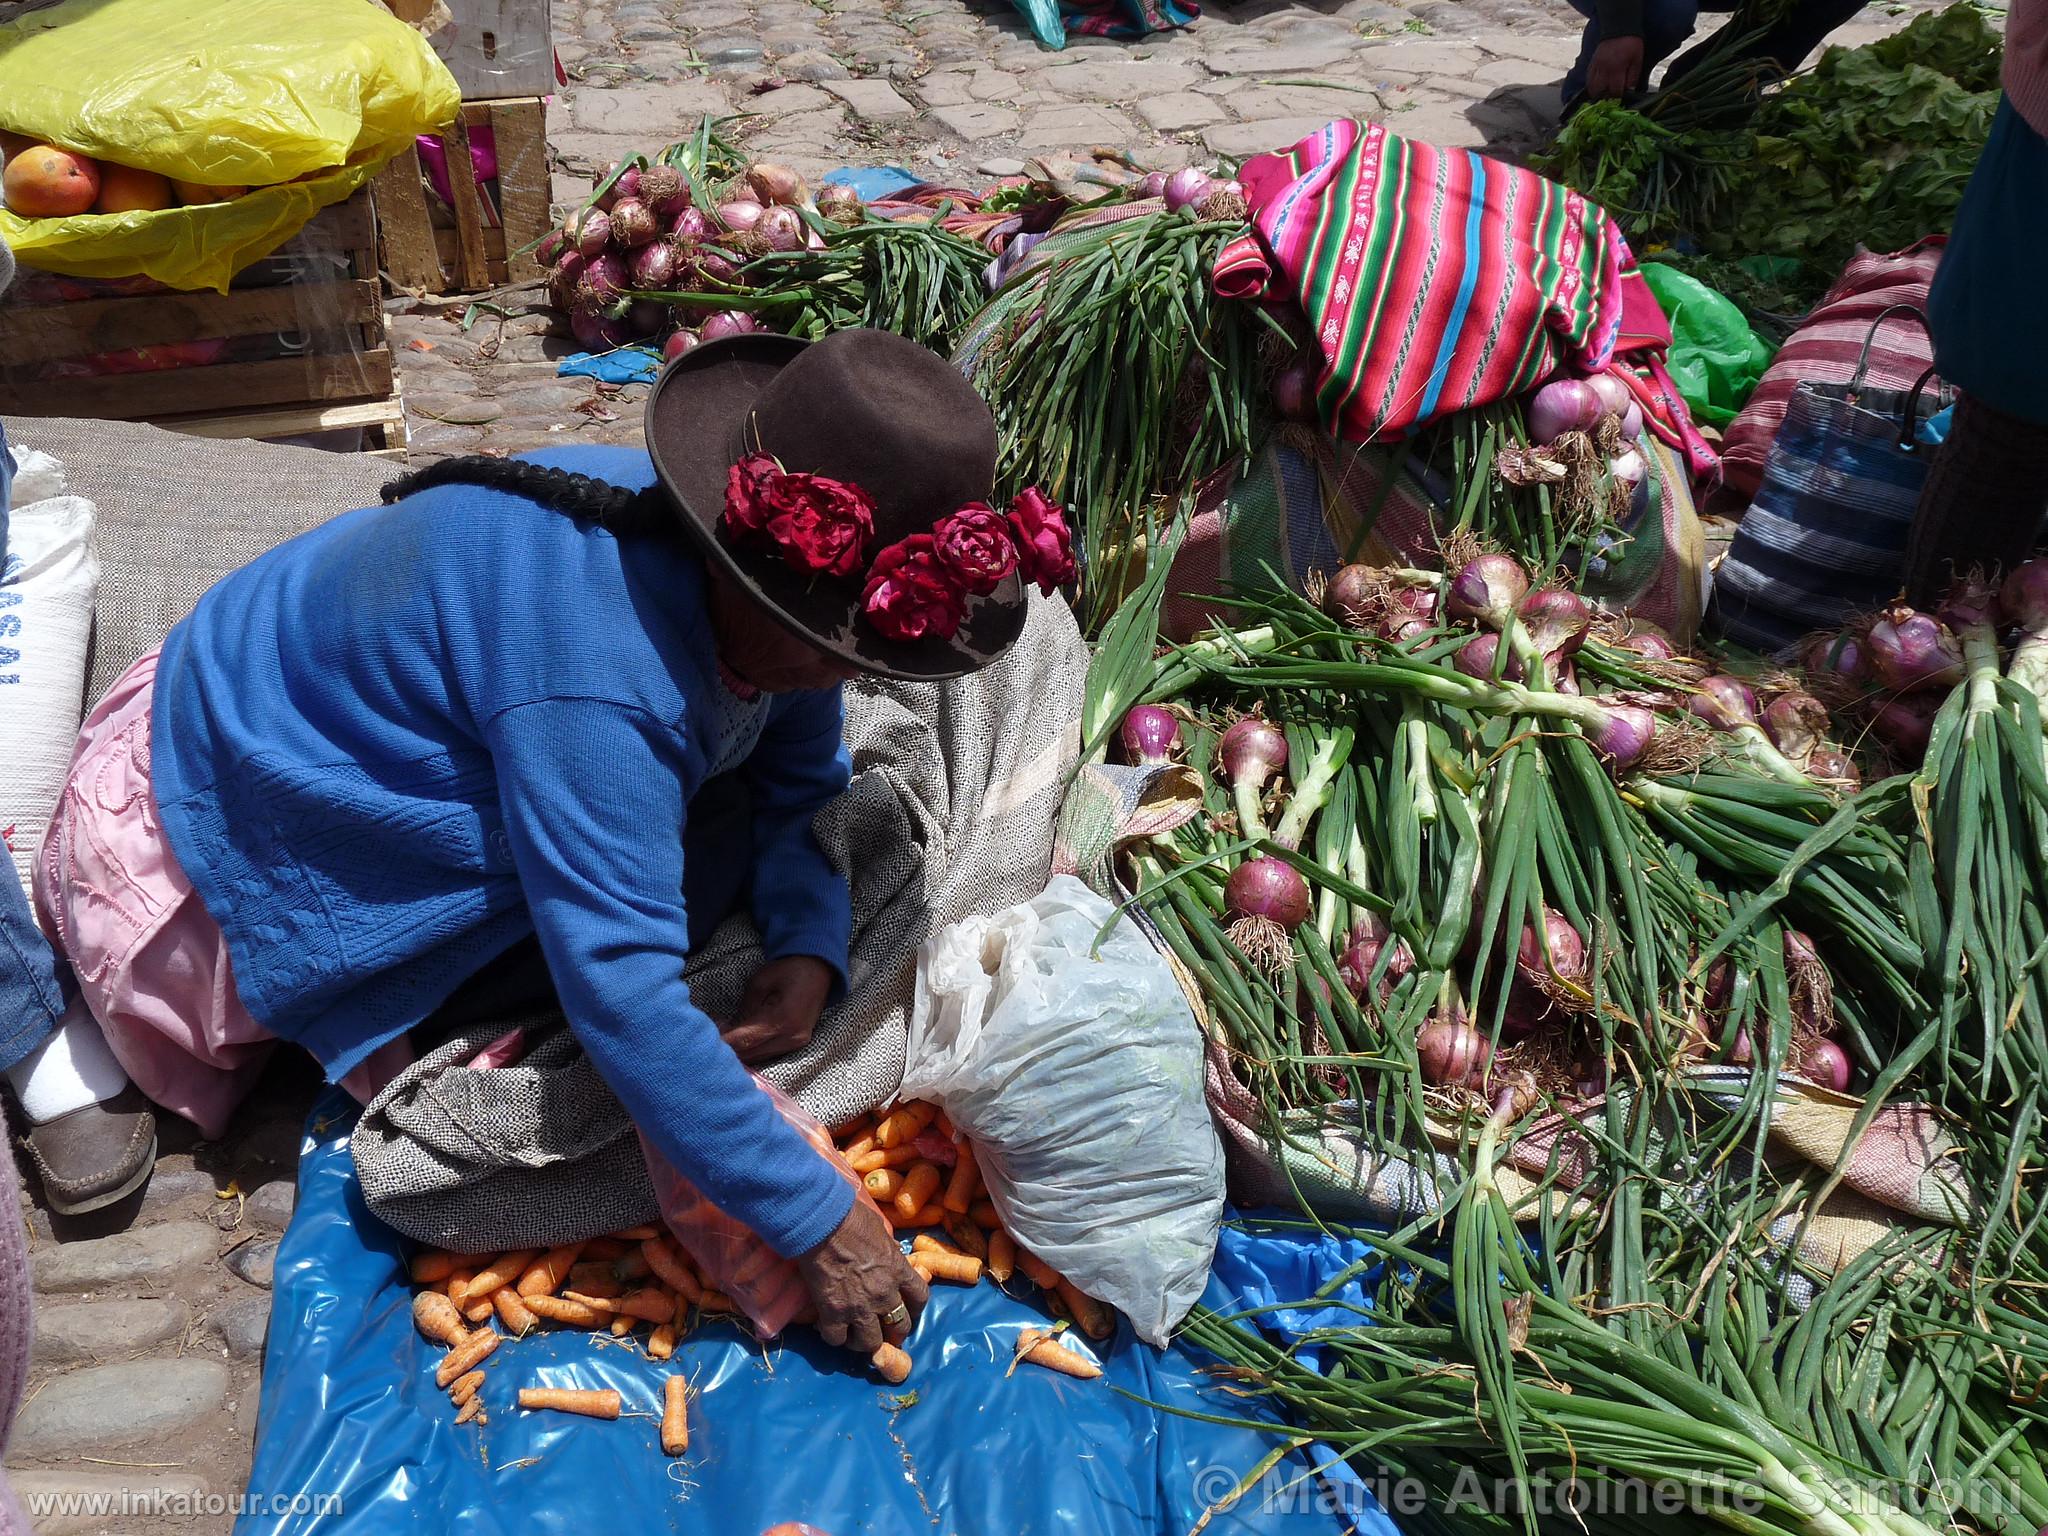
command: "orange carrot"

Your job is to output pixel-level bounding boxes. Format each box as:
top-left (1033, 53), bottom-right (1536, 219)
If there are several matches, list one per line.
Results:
top-left (841, 1131), bottom-right (879, 1163)
top-left (492, 1287), bottom-right (538, 1337)
top-left (518, 1387), bottom-right (621, 1419)
top-left (698, 1289), bottom-right (735, 1315)
top-left (1017, 1250), bottom-right (1061, 1289)
top-left (969, 1199), bottom-right (1001, 1229)
top-left (864, 1168), bottom-right (906, 1202)
top-left (561, 1290), bottom-right (620, 1313)
top-left (894, 1162), bottom-right (942, 1221)
top-left (525, 1294), bottom-right (610, 1328)
top-left (911, 1233), bottom-right (964, 1259)
top-left (904, 1203), bottom-right (946, 1228)
top-left (410, 1251), bottom-right (462, 1285)
top-left (435, 1329), bottom-right (500, 1387)
top-left (460, 1250), bottom-right (538, 1306)
top-left (661, 1376), bottom-right (691, 1455)
top-left (941, 1215), bottom-right (988, 1263)
top-left (445, 1269), bottom-right (475, 1304)
top-left (567, 1262), bottom-right (625, 1298)
top-left (1012, 1328), bottom-right (1103, 1380)
top-left (463, 1294), bottom-right (497, 1324)
top-left (873, 1101), bottom-right (938, 1149)
top-left (516, 1242), bottom-right (584, 1297)
top-left (612, 1249), bottom-right (652, 1284)
top-left (987, 1230), bottom-right (1017, 1285)
top-left (613, 1224), bottom-right (660, 1241)
top-left (609, 1315), bottom-right (634, 1336)
top-left (911, 1249), bottom-right (983, 1285)
top-left (640, 1238), bottom-right (703, 1303)
top-left (942, 1144), bottom-right (979, 1214)
top-left (580, 1237), bottom-right (629, 1261)
top-left (647, 1321), bottom-right (677, 1360)
top-left (613, 1287), bottom-right (676, 1324)
top-left (447, 1369), bottom-right (486, 1407)
top-left (933, 1109), bottom-right (955, 1140)
top-left (851, 1145), bottom-right (920, 1176)
top-left (454, 1396), bottom-right (485, 1426)
top-left (870, 1343), bottom-right (913, 1384)
top-left (412, 1291), bottom-right (469, 1347)
top-left (1057, 1278), bottom-right (1113, 1340)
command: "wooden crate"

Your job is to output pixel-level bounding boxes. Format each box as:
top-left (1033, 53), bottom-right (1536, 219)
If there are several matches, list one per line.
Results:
top-left (374, 98), bottom-right (551, 295)
top-left (0, 192), bottom-right (407, 456)
top-left (425, 0), bottom-right (556, 100)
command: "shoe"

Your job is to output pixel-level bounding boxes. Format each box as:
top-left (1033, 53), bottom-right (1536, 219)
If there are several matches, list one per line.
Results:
top-left (21, 1085), bottom-right (158, 1216)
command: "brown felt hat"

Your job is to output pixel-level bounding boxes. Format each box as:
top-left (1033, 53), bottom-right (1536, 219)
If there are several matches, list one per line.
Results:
top-left (644, 327), bottom-right (1028, 682)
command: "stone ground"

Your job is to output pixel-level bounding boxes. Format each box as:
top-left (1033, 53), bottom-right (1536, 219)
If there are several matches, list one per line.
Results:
top-left (11, 0), bottom-right (1938, 1529)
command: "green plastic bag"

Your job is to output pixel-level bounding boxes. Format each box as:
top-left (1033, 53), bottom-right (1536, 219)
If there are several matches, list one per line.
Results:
top-left (1640, 262), bottom-right (1777, 429)
top-left (0, 0), bottom-right (458, 291)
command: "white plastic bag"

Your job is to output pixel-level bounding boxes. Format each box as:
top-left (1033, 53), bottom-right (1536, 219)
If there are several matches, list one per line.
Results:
top-left (2, 442), bottom-right (98, 899)
top-left (901, 875), bottom-right (1222, 1344)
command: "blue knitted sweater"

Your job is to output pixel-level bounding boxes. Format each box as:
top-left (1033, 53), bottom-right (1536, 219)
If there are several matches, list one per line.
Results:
top-left (150, 447), bottom-right (855, 1257)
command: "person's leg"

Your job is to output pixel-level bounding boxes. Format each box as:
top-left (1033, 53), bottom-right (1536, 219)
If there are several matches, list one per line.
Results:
top-left (0, 869), bottom-right (67, 1077)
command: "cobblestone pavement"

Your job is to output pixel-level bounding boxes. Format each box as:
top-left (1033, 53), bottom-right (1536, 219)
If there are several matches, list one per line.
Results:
top-left (13, 0), bottom-right (1937, 1529)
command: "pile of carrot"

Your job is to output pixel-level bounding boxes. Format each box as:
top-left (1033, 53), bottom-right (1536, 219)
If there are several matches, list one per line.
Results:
top-left (402, 1097), bottom-right (1108, 1448)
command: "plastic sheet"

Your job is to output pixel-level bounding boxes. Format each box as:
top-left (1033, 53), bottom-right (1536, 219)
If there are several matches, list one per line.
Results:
top-left (240, 1093), bottom-right (1379, 1536)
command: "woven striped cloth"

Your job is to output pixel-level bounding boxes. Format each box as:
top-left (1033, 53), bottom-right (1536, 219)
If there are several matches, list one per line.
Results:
top-left (1002, 0), bottom-right (1195, 47)
top-left (1213, 119), bottom-right (1636, 446)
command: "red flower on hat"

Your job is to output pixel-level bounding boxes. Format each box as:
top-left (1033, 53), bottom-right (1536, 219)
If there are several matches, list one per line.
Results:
top-left (862, 534), bottom-right (967, 643)
top-left (723, 454), bottom-right (876, 580)
top-left (930, 503), bottom-right (1019, 596)
top-left (1005, 486), bottom-right (1075, 595)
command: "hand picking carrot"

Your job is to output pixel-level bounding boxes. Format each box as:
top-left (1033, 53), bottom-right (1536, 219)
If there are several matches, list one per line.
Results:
top-left (518, 1387), bottom-right (622, 1419)
top-left (412, 1290), bottom-right (470, 1347)
top-left (987, 1230), bottom-right (1017, 1285)
top-left (893, 1162), bottom-right (942, 1221)
top-left (1011, 1327), bottom-right (1103, 1380)
top-left (639, 1238), bottom-right (703, 1304)
top-left (435, 1328), bottom-right (500, 1387)
top-left (410, 1251), bottom-right (461, 1285)
top-left (873, 1101), bottom-right (938, 1149)
top-left (941, 1215), bottom-right (988, 1264)
top-left (1016, 1250), bottom-right (1061, 1289)
top-left (870, 1343), bottom-right (913, 1384)
top-left (1056, 1278), bottom-right (1114, 1340)
top-left (454, 1396), bottom-right (485, 1426)
top-left (661, 1376), bottom-right (691, 1455)
top-left (863, 1168), bottom-right (905, 1202)
top-left (460, 1250), bottom-right (538, 1306)
top-left (492, 1287), bottom-right (538, 1337)
top-left (911, 1249), bottom-right (983, 1285)
top-left (516, 1242), bottom-right (584, 1298)
top-left (524, 1294), bottom-right (611, 1328)
top-left (447, 1370), bottom-right (486, 1407)
top-left (942, 1143), bottom-right (979, 1214)
top-left (613, 1224), bottom-right (661, 1241)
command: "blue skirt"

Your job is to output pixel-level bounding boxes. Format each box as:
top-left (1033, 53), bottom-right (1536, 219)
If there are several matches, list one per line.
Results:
top-left (1929, 96), bottom-right (2048, 424)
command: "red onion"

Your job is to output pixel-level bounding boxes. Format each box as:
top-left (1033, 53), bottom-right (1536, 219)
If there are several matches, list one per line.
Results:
top-left (1518, 587), bottom-right (1590, 656)
top-left (1454, 632), bottom-right (1523, 682)
top-left (1799, 1038), bottom-right (1851, 1092)
top-left (1272, 359), bottom-right (1316, 422)
top-left (671, 207), bottom-right (710, 242)
top-left (757, 204), bottom-right (806, 253)
top-left (609, 198), bottom-right (658, 249)
top-left (1802, 631), bottom-right (1869, 686)
top-left (1936, 574), bottom-right (2000, 633)
top-left (1339, 915), bottom-right (1414, 1003)
top-left (1999, 558), bottom-right (2048, 633)
top-left (1218, 715), bottom-right (1287, 788)
top-left (570, 306), bottom-right (633, 350)
top-left (695, 247), bottom-right (745, 287)
top-left (698, 310), bottom-right (761, 343)
top-left (1608, 446), bottom-right (1648, 492)
top-left (1446, 553), bottom-right (1531, 631)
top-left (1163, 167), bottom-right (1215, 212)
top-left (631, 240), bottom-right (677, 289)
top-left (1553, 659), bottom-right (1580, 694)
top-left (662, 329), bottom-right (700, 361)
top-left (1806, 748), bottom-right (1861, 790)
top-left (1762, 692), bottom-right (1829, 761)
top-left (1417, 1018), bottom-right (1490, 1088)
top-left (745, 162), bottom-right (806, 206)
top-left (627, 298), bottom-right (669, 337)
top-left (1135, 170), bottom-right (1168, 199)
top-left (1869, 691), bottom-right (1941, 761)
top-left (1516, 908), bottom-right (1587, 992)
top-left (717, 198), bottom-right (766, 233)
top-left (1867, 606), bottom-right (1964, 693)
top-left (815, 182), bottom-right (863, 224)
top-left (1226, 856), bottom-right (1310, 930)
top-left (1687, 675), bottom-right (1758, 731)
top-left (1618, 630), bottom-right (1676, 662)
top-left (638, 165), bottom-right (688, 219)
top-left (608, 164), bottom-right (641, 204)
top-left (1589, 703), bottom-right (1657, 770)
top-left (581, 251), bottom-right (629, 302)
top-left (1325, 564), bottom-right (1378, 630)
top-left (1584, 372), bottom-right (1633, 421)
top-left (548, 250), bottom-right (588, 309)
top-left (574, 209), bottom-right (613, 258)
top-left (1527, 377), bottom-right (1601, 445)
top-left (1729, 1028), bottom-right (1755, 1067)
top-left (536, 229), bottom-right (567, 268)
top-left (1620, 400), bottom-right (1643, 441)
top-left (1118, 705), bottom-right (1181, 766)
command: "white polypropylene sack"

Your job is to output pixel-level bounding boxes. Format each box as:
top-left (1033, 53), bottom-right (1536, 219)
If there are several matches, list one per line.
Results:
top-left (1, 443), bottom-right (98, 899)
top-left (901, 875), bottom-right (1223, 1344)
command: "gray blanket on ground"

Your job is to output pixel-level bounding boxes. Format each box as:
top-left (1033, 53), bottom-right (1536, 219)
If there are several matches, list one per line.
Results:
top-left (1, 415), bottom-right (1088, 1252)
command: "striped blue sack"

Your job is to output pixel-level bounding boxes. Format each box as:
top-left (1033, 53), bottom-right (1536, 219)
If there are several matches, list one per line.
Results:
top-left (1710, 306), bottom-right (1948, 655)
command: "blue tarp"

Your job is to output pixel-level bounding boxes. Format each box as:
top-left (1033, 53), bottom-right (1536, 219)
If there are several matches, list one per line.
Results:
top-left (237, 1094), bottom-right (1397, 1536)
top-left (558, 346), bottom-right (663, 385)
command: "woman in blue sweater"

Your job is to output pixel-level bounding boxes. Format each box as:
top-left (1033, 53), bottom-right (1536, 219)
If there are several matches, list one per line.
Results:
top-left (30, 328), bottom-right (1071, 1357)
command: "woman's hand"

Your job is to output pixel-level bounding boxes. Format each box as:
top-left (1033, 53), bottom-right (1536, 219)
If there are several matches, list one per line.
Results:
top-left (795, 1199), bottom-right (928, 1355)
top-left (1585, 35), bottom-right (1645, 99)
top-left (720, 955), bottom-right (834, 1064)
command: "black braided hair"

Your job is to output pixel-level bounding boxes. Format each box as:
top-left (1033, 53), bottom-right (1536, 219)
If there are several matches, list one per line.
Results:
top-left (379, 455), bottom-right (674, 535)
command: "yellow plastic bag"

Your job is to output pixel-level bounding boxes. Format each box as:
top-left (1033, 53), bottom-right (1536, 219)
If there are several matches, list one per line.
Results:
top-left (0, 0), bottom-right (459, 291)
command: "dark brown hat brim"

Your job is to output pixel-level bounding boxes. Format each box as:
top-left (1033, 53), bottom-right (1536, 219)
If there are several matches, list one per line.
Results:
top-left (643, 333), bottom-right (1027, 684)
